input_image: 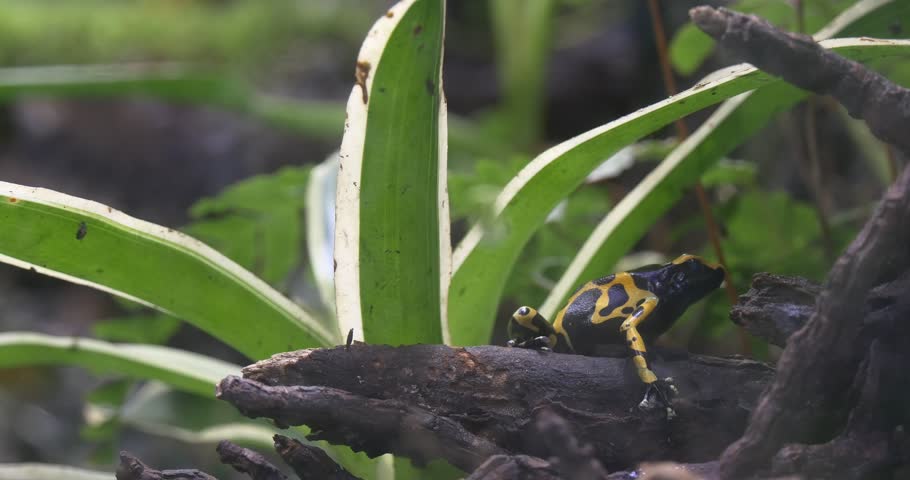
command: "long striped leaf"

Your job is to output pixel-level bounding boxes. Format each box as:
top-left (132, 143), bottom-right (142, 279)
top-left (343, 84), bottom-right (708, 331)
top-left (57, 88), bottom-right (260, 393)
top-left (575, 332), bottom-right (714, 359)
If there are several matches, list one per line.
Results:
top-left (0, 184), bottom-right (338, 359)
top-left (0, 332), bottom-right (237, 396)
top-left (335, 0), bottom-right (450, 345)
top-left (0, 63), bottom-right (503, 155)
top-left (0, 333), bottom-right (385, 478)
top-left (539, 0), bottom-right (910, 317)
top-left (448, 37), bottom-right (910, 346)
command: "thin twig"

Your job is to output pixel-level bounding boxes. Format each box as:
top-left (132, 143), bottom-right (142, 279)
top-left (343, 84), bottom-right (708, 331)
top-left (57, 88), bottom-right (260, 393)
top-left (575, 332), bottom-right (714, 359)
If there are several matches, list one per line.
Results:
top-left (215, 440), bottom-right (287, 480)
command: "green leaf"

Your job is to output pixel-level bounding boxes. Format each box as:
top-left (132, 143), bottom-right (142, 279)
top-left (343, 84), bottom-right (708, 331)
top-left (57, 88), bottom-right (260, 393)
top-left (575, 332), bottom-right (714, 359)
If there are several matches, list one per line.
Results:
top-left (669, 0), bottom-right (793, 76)
top-left (490, 0), bottom-right (554, 147)
top-left (0, 63), bottom-right (506, 156)
top-left (0, 184), bottom-right (338, 358)
top-left (186, 166), bottom-right (310, 288)
top-left (92, 314), bottom-right (182, 345)
top-left (699, 159), bottom-right (757, 187)
top-left (669, 24), bottom-right (715, 76)
top-left (537, 0), bottom-right (910, 317)
top-left (85, 382), bottom-right (280, 449)
top-left (669, 0), bottom-right (866, 77)
top-left (448, 66), bottom-right (768, 345)
top-left (536, 84), bottom-right (804, 317)
top-left (0, 1), bottom-right (373, 67)
top-left (449, 37), bottom-right (910, 346)
top-left (0, 464), bottom-right (111, 480)
top-left (335, 0), bottom-right (449, 345)
top-left (0, 332), bottom-right (237, 396)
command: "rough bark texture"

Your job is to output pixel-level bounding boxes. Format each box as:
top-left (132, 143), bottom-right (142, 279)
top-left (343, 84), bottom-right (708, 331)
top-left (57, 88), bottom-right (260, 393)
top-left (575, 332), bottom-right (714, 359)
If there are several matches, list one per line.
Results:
top-left (215, 440), bottom-right (287, 480)
top-left (692, 6), bottom-right (910, 479)
top-left (729, 273), bottom-right (819, 347)
top-left (118, 7), bottom-right (910, 480)
top-left (221, 344), bottom-right (773, 472)
top-left (273, 435), bottom-right (361, 480)
top-left (116, 452), bottom-right (219, 480)
top-left (690, 6), bottom-right (910, 157)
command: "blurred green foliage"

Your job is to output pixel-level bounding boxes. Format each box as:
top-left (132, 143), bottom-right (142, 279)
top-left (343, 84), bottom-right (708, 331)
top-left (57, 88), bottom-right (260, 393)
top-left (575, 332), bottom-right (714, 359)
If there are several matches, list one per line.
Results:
top-left (0, 0), bottom-right (374, 67)
top-left (670, 0), bottom-right (856, 75)
top-left (2, 0), bottom-right (910, 477)
top-left (186, 166), bottom-right (311, 289)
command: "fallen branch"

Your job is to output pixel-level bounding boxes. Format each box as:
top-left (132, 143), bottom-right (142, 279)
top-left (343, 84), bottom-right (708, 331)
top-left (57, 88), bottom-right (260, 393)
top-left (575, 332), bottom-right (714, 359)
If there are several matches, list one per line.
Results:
top-left (222, 344), bottom-right (773, 472)
top-left (217, 375), bottom-right (507, 472)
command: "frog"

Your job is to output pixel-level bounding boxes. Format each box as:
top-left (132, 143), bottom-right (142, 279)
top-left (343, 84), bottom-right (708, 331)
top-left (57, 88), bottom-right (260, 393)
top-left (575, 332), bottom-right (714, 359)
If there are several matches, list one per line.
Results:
top-left (507, 254), bottom-right (726, 415)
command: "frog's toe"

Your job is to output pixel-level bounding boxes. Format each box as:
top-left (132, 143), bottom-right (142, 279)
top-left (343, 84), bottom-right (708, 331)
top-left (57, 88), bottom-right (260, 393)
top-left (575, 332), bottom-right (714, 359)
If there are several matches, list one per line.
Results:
top-left (638, 378), bottom-right (676, 419)
top-left (509, 336), bottom-right (552, 350)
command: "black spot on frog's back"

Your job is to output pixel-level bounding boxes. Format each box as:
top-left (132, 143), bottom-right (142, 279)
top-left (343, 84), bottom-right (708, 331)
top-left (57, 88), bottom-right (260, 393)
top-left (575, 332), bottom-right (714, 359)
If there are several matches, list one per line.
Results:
top-left (598, 284), bottom-right (629, 317)
top-left (563, 288), bottom-right (601, 326)
top-left (592, 274), bottom-right (615, 286)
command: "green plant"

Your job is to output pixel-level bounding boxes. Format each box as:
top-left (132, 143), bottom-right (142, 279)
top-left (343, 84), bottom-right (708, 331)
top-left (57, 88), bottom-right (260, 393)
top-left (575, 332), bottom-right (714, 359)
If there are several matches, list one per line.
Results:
top-left (1, 0), bottom-right (909, 477)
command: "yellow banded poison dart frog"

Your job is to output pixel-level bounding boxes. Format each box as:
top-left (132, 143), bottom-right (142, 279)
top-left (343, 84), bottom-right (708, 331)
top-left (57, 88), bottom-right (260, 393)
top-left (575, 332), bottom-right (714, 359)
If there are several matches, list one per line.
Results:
top-left (507, 254), bottom-right (725, 414)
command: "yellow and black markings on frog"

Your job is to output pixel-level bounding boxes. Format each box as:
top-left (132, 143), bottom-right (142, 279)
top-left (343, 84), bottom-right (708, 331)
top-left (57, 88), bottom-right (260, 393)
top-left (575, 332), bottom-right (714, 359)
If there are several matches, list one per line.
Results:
top-left (508, 254), bottom-right (725, 412)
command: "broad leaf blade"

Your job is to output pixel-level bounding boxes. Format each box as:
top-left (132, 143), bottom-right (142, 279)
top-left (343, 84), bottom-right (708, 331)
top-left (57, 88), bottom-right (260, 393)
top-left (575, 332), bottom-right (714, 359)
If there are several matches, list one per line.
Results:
top-left (539, 0), bottom-right (910, 317)
top-left (448, 62), bottom-right (769, 346)
top-left (449, 38), bottom-right (910, 346)
top-left (335, 0), bottom-right (449, 345)
top-left (0, 334), bottom-right (385, 478)
top-left (539, 87), bottom-right (801, 317)
top-left (0, 184), bottom-right (338, 358)
top-left (0, 332), bottom-right (237, 396)
top-left (185, 166), bottom-right (310, 288)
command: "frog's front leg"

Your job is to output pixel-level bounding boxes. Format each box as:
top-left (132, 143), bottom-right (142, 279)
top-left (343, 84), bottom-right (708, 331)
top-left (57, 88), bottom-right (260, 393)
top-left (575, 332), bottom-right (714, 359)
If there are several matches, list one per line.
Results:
top-left (507, 306), bottom-right (556, 351)
top-left (620, 297), bottom-right (676, 417)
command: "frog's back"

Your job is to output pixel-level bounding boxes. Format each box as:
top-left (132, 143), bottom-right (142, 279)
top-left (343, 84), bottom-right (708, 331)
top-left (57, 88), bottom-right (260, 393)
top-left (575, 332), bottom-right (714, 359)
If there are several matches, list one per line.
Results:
top-left (553, 272), bottom-right (662, 354)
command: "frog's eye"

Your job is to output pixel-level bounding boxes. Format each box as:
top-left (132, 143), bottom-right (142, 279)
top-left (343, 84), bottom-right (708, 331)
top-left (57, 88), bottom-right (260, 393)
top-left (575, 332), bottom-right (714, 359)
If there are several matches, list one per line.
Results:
top-left (517, 306), bottom-right (531, 316)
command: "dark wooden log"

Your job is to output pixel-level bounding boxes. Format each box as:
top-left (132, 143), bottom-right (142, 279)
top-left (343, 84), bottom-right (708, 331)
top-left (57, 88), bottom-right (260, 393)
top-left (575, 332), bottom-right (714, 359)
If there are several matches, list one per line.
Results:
top-left (217, 375), bottom-right (507, 472)
top-left (221, 344), bottom-right (773, 472)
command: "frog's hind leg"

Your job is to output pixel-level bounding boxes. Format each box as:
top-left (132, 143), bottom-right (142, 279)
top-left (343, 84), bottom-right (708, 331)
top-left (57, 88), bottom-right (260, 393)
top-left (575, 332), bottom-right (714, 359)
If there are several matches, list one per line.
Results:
top-left (620, 297), bottom-right (675, 417)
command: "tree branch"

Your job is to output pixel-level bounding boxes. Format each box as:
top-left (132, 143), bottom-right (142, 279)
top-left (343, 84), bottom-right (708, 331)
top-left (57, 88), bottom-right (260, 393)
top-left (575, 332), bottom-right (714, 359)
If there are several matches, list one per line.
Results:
top-left (217, 374), bottom-right (507, 472)
top-left (690, 6), bottom-right (910, 156)
top-left (215, 440), bottom-right (286, 480)
top-left (116, 452), bottom-right (218, 480)
top-left (273, 435), bottom-right (361, 480)
top-left (221, 344), bottom-right (773, 472)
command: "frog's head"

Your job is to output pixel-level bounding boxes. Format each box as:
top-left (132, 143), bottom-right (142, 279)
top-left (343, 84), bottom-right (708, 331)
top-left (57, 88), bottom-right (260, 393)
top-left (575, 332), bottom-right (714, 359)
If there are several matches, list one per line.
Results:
top-left (665, 254), bottom-right (726, 301)
top-left (507, 306), bottom-right (556, 348)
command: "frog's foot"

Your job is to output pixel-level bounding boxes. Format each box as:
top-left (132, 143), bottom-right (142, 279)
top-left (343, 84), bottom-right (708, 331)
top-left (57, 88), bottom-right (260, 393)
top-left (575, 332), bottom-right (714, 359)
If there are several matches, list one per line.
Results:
top-left (507, 336), bottom-right (551, 351)
top-left (638, 377), bottom-right (677, 419)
